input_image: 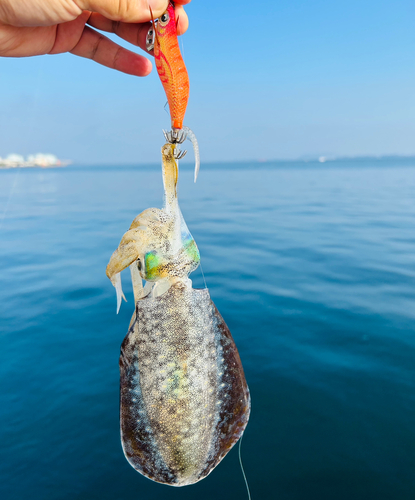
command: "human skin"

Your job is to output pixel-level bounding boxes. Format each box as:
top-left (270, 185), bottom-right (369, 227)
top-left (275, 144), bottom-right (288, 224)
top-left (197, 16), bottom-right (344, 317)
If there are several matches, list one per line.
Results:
top-left (0, 0), bottom-right (191, 76)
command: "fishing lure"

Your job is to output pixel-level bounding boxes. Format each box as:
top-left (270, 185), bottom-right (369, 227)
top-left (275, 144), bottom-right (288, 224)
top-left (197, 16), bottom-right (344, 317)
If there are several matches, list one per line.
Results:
top-left (146, 1), bottom-right (200, 181)
top-left (106, 141), bottom-right (250, 486)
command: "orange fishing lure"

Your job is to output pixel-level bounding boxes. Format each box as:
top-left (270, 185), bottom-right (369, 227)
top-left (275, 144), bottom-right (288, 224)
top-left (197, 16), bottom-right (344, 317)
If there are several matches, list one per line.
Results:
top-left (148, 2), bottom-right (200, 181)
top-left (152, 2), bottom-right (189, 130)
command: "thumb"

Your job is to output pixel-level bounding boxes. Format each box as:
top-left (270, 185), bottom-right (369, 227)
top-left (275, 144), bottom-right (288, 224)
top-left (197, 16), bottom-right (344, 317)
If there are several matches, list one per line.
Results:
top-left (76, 0), bottom-right (168, 23)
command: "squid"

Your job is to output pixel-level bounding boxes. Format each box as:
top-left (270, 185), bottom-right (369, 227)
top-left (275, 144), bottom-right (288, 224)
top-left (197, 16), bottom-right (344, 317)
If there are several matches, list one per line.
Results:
top-left (106, 139), bottom-right (250, 486)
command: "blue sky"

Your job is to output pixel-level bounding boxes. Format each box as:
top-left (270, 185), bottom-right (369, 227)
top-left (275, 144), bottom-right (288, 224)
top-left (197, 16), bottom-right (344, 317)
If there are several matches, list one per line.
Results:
top-left (0, 0), bottom-right (414, 164)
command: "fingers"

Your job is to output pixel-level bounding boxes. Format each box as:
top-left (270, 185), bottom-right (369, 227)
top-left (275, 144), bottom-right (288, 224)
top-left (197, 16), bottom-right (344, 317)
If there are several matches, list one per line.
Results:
top-left (49, 10), bottom-right (91, 54)
top-left (70, 25), bottom-right (152, 76)
top-left (47, 11), bottom-right (152, 76)
top-left (0, 24), bottom-right (56, 56)
top-left (0, 0), bottom-right (191, 76)
top-left (87, 13), bottom-right (151, 53)
top-left (0, 0), bottom-right (191, 28)
top-left (76, 0), bottom-right (168, 22)
top-left (87, 2), bottom-right (189, 52)
top-left (171, 0), bottom-right (191, 34)
top-left (0, 0), bottom-right (82, 27)
top-left (55, 0), bottom-right (191, 77)
top-left (174, 5), bottom-right (188, 36)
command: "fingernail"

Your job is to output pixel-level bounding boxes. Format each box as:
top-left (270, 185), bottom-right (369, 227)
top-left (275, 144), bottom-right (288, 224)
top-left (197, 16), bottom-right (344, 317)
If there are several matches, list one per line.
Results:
top-left (143, 59), bottom-right (152, 77)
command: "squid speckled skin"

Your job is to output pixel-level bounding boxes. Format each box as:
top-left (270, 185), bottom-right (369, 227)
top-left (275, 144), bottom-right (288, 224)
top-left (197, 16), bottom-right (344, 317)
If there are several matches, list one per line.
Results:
top-left (106, 143), bottom-right (250, 486)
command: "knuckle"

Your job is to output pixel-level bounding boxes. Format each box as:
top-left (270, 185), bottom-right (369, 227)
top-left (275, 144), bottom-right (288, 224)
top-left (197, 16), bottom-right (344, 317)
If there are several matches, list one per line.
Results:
top-left (90, 33), bottom-right (105, 59)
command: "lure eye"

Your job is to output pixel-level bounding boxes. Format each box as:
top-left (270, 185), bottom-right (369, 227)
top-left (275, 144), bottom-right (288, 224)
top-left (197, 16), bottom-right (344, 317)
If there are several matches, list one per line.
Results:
top-left (159, 12), bottom-right (170, 25)
top-left (137, 259), bottom-right (142, 271)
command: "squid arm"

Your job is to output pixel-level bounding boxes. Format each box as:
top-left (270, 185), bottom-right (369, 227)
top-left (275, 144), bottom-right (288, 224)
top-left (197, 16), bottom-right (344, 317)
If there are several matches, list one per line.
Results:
top-left (182, 126), bottom-right (200, 182)
top-left (106, 228), bottom-right (151, 314)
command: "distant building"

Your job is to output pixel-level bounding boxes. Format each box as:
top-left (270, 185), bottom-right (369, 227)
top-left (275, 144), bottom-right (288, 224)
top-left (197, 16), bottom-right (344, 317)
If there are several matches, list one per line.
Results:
top-left (0, 153), bottom-right (70, 168)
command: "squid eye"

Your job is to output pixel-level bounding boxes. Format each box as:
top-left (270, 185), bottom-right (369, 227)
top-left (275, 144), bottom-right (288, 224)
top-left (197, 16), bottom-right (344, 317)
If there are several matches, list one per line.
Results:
top-left (159, 12), bottom-right (170, 25)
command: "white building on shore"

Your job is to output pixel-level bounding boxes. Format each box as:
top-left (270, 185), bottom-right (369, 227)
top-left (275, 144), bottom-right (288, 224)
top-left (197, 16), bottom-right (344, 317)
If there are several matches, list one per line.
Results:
top-left (0, 153), bottom-right (70, 168)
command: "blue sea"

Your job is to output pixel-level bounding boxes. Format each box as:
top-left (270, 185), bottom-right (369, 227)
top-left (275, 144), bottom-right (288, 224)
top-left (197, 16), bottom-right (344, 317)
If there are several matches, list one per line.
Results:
top-left (1, 157), bottom-right (414, 500)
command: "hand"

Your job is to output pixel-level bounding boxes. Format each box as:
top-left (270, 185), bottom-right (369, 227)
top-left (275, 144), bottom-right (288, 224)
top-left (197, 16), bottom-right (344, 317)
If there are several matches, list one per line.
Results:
top-left (0, 0), bottom-right (190, 76)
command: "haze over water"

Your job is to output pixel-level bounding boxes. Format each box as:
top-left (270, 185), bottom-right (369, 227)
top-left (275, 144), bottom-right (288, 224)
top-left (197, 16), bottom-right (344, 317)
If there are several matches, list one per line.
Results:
top-left (1, 158), bottom-right (414, 499)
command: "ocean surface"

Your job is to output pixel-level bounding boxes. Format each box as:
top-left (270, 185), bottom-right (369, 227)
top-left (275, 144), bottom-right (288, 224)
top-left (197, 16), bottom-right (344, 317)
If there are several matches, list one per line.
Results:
top-left (1, 157), bottom-right (414, 500)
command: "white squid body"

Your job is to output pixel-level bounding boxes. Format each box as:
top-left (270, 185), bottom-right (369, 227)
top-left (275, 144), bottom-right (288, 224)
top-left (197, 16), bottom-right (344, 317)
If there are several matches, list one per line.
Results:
top-left (106, 144), bottom-right (250, 486)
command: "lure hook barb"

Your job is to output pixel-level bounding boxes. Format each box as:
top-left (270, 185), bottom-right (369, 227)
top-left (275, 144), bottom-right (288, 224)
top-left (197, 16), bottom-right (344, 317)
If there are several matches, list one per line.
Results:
top-left (174, 148), bottom-right (187, 160)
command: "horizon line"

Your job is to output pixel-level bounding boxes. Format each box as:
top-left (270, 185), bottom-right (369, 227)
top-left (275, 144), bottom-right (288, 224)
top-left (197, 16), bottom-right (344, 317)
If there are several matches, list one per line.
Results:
top-left (70, 153), bottom-right (415, 167)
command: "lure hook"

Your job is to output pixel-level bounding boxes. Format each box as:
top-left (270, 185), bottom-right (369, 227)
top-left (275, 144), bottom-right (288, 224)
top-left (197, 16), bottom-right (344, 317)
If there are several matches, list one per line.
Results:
top-left (162, 127), bottom-right (200, 182)
top-left (163, 128), bottom-right (186, 144)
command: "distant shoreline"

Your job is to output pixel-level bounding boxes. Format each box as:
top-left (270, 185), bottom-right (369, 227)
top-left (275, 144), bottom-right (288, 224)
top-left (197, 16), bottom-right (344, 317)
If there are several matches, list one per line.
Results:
top-left (0, 162), bottom-right (71, 169)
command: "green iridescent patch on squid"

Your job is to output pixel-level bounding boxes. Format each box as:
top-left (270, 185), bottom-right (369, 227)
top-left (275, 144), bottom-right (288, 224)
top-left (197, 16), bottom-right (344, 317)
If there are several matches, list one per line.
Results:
top-left (144, 250), bottom-right (162, 280)
top-left (182, 236), bottom-right (200, 265)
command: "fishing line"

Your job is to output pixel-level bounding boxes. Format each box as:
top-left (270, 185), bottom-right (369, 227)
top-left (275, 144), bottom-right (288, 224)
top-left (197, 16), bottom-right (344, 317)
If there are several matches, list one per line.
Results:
top-left (180, 29), bottom-right (186, 64)
top-left (164, 101), bottom-right (169, 117)
top-left (239, 434), bottom-right (252, 500)
top-left (198, 259), bottom-right (208, 290)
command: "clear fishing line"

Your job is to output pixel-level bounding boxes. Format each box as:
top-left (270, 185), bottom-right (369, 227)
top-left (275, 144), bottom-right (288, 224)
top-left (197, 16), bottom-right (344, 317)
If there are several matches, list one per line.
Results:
top-left (239, 434), bottom-right (252, 500)
top-left (164, 100), bottom-right (169, 116)
top-left (198, 259), bottom-right (208, 290)
top-left (180, 29), bottom-right (186, 64)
